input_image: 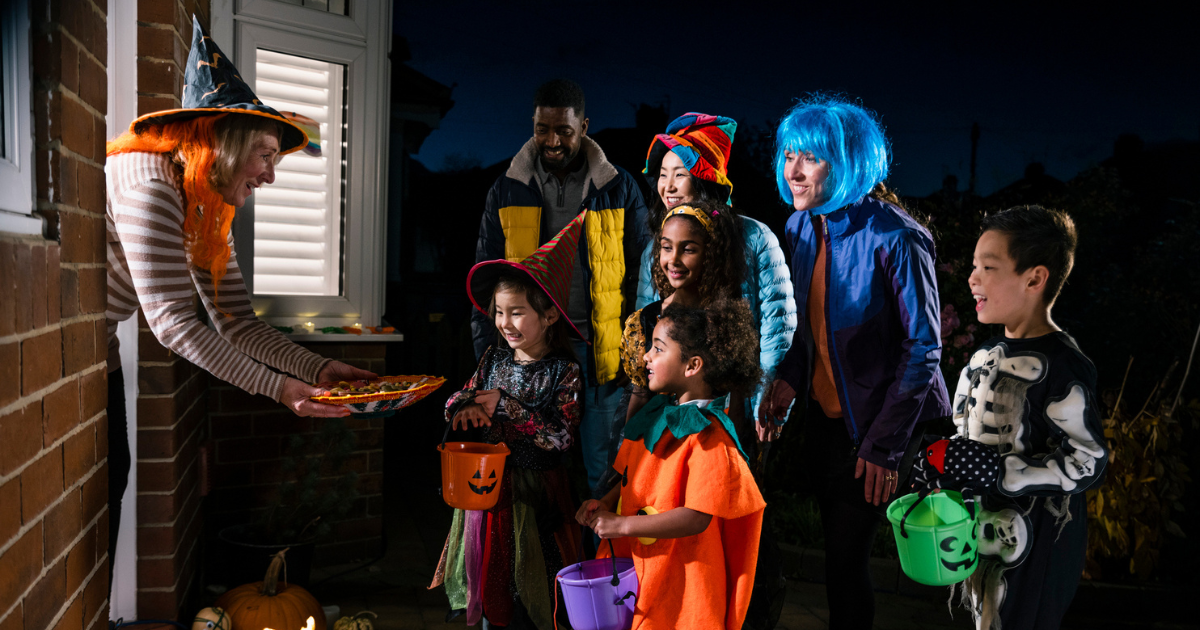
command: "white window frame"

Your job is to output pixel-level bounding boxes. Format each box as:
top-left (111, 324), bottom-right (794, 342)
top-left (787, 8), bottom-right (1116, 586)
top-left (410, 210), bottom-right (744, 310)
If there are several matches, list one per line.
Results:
top-left (106, 1), bottom-right (140, 621)
top-left (226, 0), bottom-right (391, 327)
top-left (0, 0), bottom-right (39, 235)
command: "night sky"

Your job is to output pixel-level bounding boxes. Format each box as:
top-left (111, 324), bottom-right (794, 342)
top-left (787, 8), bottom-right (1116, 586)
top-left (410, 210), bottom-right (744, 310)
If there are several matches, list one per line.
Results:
top-left (394, 2), bottom-right (1197, 198)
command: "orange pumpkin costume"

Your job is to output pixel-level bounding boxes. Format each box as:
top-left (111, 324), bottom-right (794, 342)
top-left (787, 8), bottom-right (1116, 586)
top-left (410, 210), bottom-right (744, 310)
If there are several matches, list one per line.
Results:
top-left (599, 395), bottom-right (765, 629)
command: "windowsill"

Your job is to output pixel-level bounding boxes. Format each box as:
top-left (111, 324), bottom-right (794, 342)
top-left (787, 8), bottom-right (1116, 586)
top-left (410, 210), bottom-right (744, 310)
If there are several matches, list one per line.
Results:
top-left (285, 331), bottom-right (405, 343)
top-left (0, 210), bottom-right (43, 235)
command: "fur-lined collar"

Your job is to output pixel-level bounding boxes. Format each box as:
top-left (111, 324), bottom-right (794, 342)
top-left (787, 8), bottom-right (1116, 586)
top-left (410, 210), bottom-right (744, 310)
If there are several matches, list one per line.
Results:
top-left (507, 135), bottom-right (619, 194)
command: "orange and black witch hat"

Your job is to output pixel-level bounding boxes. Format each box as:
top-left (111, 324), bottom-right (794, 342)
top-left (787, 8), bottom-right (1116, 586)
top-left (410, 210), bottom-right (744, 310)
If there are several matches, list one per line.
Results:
top-left (467, 211), bottom-right (588, 342)
top-left (128, 15), bottom-right (316, 156)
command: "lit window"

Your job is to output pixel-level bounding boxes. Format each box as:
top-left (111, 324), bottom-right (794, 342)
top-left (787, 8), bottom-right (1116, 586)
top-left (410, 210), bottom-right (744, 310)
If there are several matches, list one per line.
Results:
top-left (253, 50), bottom-right (346, 296)
top-left (227, 0), bottom-right (389, 326)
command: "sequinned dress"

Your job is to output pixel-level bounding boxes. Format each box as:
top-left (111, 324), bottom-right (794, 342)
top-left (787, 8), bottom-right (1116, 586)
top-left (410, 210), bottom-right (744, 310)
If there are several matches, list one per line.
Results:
top-left (431, 345), bottom-right (583, 629)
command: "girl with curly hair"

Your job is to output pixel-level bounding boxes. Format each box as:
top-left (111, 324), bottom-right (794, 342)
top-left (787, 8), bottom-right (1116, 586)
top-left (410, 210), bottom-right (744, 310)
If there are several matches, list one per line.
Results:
top-left (578, 299), bottom-right (766, 629)
top-left (620, 198), bottom-right (746, 422)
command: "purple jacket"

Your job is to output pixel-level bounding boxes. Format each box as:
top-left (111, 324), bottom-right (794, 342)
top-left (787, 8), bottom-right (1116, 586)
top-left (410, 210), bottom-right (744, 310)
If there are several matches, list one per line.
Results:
top-left (776, 196), bottom-right (951, 469)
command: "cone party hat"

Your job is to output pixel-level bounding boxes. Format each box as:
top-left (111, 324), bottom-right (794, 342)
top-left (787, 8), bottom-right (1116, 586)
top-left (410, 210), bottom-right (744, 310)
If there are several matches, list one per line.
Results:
top-left (467, 210), bottom-right (588, 341)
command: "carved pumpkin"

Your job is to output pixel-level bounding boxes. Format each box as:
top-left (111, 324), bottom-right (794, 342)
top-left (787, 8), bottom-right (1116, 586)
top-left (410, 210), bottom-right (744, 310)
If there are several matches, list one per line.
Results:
top-left (192, 607), bottom-right (230, 630)
top-left (332, 611), bottom-right (377, 630)
top-left (215, 548), bottom-right (326, 630)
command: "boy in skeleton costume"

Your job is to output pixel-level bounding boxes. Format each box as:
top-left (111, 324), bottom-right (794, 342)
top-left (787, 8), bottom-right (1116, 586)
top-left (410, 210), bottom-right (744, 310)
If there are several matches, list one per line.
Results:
top-left (913, 206), bottom-right (1108, 630)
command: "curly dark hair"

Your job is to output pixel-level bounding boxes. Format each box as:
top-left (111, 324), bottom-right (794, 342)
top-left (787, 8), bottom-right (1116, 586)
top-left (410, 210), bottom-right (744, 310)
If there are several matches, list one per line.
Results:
top-left (659, 299), bottom-right (762, 396)
top-left (650, 199), bottom-right (746, 306)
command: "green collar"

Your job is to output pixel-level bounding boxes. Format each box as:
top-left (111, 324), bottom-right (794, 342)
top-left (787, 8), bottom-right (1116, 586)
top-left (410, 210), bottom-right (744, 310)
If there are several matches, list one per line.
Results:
top-left (624, 394), bottom-right (748, 461)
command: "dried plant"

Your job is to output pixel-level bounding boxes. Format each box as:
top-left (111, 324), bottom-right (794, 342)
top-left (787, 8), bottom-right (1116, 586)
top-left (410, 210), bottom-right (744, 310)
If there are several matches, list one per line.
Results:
top-left (1086, 321), bottom-right (1198, 580)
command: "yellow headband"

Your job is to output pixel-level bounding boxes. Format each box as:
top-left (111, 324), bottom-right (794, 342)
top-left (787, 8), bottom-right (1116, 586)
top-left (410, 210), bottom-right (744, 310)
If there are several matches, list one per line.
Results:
top-left (661, 205), bottom-right (716, 235)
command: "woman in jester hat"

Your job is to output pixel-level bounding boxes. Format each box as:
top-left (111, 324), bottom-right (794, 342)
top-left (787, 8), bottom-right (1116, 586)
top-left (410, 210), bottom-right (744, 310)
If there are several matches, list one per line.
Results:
top-left (580, 298), bottom-right (765, 630)
top-left (103, 15), bottom-right (370, 590)
top-left (431, 213), bottom-right (588, 629)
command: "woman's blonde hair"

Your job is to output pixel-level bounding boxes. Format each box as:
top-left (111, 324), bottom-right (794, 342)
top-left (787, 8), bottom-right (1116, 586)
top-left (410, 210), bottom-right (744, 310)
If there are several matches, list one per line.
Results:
top-left (107, 114), bottom-right (284, 298)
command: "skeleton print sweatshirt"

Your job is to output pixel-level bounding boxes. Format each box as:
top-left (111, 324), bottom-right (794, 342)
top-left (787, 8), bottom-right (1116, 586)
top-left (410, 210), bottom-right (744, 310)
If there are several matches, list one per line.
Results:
top-left (951, 331), bottom-right (1109, 497)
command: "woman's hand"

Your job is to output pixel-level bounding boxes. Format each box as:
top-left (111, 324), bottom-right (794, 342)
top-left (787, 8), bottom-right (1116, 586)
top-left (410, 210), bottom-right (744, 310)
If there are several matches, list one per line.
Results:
top-left (755, 417), bottom-right (781, 443)
top-left (281, 377), bottom-right (351, 418)
top-left (317, 360), bottom-right (377, 384)
top-left (587, 510), bottom-right (626, 539)
top-left (760, 379), bottom-right (796, 426)
top-left (755, 379), bottom-right (794, 441)
top-left (855, 457), bottom-right (899, 506)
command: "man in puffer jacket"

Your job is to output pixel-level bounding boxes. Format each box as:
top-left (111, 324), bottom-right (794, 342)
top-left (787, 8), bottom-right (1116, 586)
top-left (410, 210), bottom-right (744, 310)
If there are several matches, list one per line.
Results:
top-left (472, 79), bottom-right (650, 500)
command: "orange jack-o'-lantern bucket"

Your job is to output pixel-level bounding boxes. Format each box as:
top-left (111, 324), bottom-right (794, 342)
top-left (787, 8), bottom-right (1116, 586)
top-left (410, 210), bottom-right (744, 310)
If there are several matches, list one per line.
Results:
top-left (438, 424), bottom-right (510, 511)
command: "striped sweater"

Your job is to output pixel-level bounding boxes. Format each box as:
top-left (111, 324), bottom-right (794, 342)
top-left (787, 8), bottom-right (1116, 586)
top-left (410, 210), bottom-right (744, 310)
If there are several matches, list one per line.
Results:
top-left (105, 151), bottom-right (330, 401)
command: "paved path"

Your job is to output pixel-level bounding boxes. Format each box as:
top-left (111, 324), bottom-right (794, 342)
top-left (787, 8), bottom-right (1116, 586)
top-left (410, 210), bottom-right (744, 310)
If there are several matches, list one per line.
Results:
top-left (305, 494), bottom-right (1188, 629)
top-left (306, 495), bottom-right (977, 630)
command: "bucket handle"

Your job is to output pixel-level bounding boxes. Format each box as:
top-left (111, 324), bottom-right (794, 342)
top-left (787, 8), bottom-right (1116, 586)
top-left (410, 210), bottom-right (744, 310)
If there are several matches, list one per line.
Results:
top-left (898, 488), bottom-right (933, 539)
top-left (608, 539), bottom-right (620, 587)
top-left (899, 487), bottom-right (979, 538)
top-left (441, 420), bottom-right (454, 449)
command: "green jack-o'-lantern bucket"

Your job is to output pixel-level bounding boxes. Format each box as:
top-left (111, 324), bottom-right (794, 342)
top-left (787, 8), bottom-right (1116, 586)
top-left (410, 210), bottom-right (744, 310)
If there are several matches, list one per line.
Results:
top-left (887, 490), bottom-right (978, 585)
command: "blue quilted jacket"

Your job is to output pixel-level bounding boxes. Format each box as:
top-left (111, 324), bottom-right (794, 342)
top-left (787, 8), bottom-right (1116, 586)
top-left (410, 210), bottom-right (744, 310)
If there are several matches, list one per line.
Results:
top-left (776, 196), bottom-right (951, 469)
top-left (636, 216), bottom-right (798, 418)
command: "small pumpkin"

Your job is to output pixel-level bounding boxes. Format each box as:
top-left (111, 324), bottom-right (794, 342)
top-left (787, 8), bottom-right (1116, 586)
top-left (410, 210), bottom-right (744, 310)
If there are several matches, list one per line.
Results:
top-left (192, 607), bottom-right (230, 630)
top-left (215, 548), bottom-right (326, 630)
top-left (332, 611), bottom-right (377, 630)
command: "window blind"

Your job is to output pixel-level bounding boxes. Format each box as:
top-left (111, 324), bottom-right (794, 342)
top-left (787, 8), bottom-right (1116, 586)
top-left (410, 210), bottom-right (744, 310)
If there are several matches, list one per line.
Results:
top-left (252, 49), bottom-right (345, 296)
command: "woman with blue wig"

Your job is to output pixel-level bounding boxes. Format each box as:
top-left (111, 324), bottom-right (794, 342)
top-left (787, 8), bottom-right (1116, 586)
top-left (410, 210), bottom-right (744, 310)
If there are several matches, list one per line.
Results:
top-left (762, 96), bottom-right (952, 629)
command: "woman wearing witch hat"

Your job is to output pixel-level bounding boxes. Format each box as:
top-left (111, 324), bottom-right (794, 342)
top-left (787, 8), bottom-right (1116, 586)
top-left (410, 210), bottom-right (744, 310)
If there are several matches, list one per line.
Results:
top-left (103, 16), bottom-right (372, 585)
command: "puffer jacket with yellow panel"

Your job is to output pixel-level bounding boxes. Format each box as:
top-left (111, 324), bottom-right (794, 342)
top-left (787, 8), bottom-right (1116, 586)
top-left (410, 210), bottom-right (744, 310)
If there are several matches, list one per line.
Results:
top-left (472, 136), bottom-right (651, 386)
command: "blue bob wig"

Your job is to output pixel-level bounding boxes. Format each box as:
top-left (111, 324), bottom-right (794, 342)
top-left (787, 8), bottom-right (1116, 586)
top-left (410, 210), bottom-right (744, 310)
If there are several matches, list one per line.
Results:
top-left (774, 95), bottom-right (891, 215)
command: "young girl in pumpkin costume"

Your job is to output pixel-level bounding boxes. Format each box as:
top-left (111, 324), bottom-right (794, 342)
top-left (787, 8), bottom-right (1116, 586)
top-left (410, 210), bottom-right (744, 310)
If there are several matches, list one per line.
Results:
top-left (579, 299), bottom-right (766, 630)
top-left (431, 214), bottom-right (588, 629)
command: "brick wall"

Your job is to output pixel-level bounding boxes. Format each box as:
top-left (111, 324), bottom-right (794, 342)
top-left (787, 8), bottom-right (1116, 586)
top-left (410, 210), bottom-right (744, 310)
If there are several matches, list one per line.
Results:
top-left (0, 2), bottom-right (111, 630)
top-left (206, 342), bottom-right (387, 574)
top-left (130, 0), bottom-right (210, 620)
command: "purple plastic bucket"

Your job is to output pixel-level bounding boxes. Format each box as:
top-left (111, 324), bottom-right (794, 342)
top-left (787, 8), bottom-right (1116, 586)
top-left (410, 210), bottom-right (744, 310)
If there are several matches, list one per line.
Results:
top-left (555, 558), bottom-right (638, 630)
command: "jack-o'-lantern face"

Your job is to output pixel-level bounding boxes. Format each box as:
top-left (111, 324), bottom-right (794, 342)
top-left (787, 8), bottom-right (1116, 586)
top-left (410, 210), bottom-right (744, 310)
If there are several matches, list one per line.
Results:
top-left (938, 533), bottom-right (977, 572)
top-left (469, 469), bottom-right (498, 495)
